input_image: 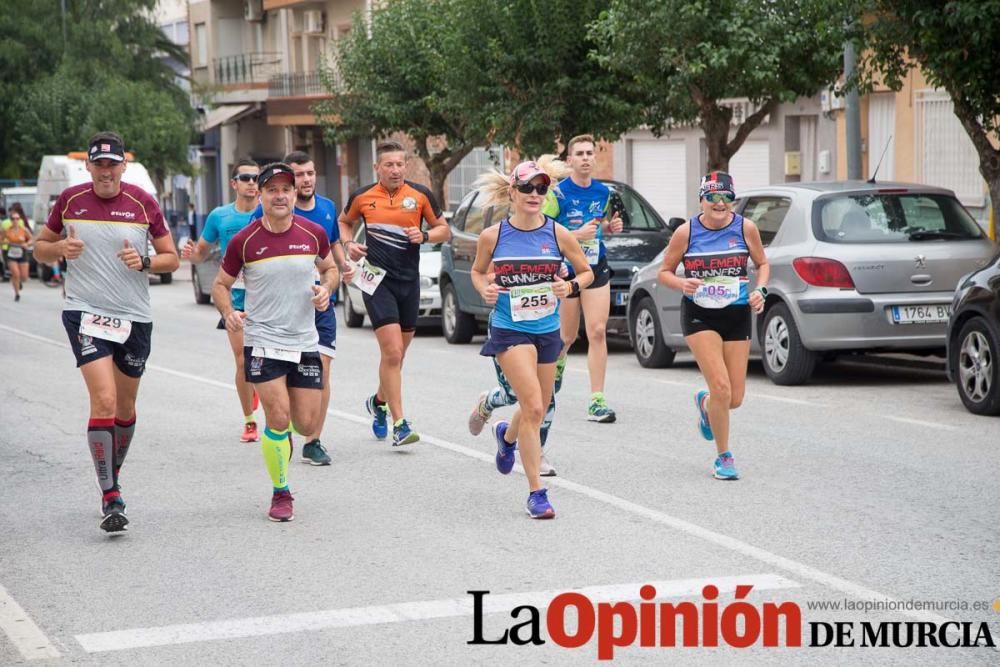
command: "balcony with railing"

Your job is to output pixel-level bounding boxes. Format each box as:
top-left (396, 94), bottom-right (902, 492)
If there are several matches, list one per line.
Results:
top-left (213, 52), bottom-right (283, 88)
top-left (268, 71), bottom-right (329, 98)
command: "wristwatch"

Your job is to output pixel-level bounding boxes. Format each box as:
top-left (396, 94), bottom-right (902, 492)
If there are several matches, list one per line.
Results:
top-left (140, 255), bottom-right (151, 272)
top-left (422, 231), bottom-right (430, 244)
top-left (755, 286), bottom-right (768, 298)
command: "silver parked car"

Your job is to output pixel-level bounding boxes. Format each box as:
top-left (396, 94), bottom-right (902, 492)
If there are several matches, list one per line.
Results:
top-left (628, 181), bottom-right (997, 385)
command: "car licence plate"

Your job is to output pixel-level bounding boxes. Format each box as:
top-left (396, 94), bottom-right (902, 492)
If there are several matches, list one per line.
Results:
top-left (614, 291), bottom-right (629, 306)
top-left (890, 304), bottom-right (951, 324)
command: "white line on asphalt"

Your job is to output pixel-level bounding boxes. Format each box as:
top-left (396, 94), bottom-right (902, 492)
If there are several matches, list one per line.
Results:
top-left (654, 379), bottom-right (818, 406)
top-left (74, 574), bottom-right (799, 652)
top-left (0, 582), bottom-right (61, 660)
top-left (1, 324), bottom-right (957, 649)
top-left (885, 415), bottom-right (960, 431)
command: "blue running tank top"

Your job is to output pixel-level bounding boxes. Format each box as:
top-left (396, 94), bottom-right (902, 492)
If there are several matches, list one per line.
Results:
top-left (682, 213), bottom-right (750, 308)
top-left (491, 216), bottom-right (563, 333)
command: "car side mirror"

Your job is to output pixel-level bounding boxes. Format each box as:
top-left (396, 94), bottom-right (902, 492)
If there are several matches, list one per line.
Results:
top-left (667, 217), bottom-right (686, 232)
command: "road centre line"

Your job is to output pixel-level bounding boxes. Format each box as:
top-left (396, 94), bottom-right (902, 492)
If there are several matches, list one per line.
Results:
top-left (0, 582), bottom-right (61, 660)
top-left (74, 574), bottom-right (799, 652)
top-left (2, 324), bottom-right (956, 651)
top-left (653, 378), bottom-right (818, 406)
top-left (885, 415), bottom-right (959, 431)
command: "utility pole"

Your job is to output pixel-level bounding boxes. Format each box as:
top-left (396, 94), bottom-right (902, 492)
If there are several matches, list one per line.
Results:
top-left (843, 40), bottom-right (863, 180)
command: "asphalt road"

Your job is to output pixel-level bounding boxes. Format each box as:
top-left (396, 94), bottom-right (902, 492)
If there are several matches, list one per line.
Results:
top-left (1, 270), bottom-right (998, 666)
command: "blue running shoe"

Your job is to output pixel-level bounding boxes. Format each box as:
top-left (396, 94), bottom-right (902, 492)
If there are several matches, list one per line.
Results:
top-left (365, 394), bottom-right (389, 440)
top-left (526, 488), bottom-right (556, 519)
top-left (695, 390), bottom-right (714, 441)
top-left (713, 451), bottom-right (739, 480)
top-left (392, 418), bottom-right (420, 447)
top-left (493, 420), bottom-right (516, 475)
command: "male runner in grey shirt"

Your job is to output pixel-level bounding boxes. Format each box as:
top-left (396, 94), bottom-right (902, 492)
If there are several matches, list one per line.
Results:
top-left (34, 131), bottom-right (180, 534)
top-left (212, 162), bottom-right (338, 523)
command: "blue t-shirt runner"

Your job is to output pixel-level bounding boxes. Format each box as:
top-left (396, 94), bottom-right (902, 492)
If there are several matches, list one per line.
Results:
top-left (202, 203), bottom-right (257, 310)
top-left (542, 177), bottom-right (611, 268)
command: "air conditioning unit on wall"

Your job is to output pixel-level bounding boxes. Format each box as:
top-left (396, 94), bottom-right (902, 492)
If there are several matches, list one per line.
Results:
top-left (303, 10), bottom-right (325, 34)
top-left (244, 0), bottom-right (264, 22)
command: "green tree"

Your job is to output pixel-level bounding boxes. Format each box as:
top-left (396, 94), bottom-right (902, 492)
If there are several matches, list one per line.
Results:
top-left (317, 0), bottom-right (484, 208)
top-left (451, 0), bottom-right (642, 157)
top-left (592, 0), bottom-right (850, 171)
top-left (0, 0), bottom-right (195, 179)
top-left (854, 1), bottom-right (1000, 238)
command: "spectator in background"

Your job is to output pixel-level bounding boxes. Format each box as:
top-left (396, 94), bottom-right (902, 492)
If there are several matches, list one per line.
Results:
top-left (3, 207), bottom-right (32, 301)
top-left (187, 202), bottom-right (198, 239)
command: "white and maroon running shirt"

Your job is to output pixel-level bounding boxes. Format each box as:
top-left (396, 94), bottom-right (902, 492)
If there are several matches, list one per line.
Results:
top-left (222, 216), bottom-right (331, 351)
top-left (46, 182), bottom-right (169, 322)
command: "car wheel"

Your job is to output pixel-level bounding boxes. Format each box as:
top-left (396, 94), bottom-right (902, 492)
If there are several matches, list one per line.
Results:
top-left (631, 297), bottom-right (675, 368)
top-left (761, 303), bottom-right (817, 385)
top-left (442, 282), bottom-right (476, 344)
top-left (343, 285), bottom-right (365, 328)
top-left (954, 317), bottom-right (1000, 415)
top-left (191, 265), bottom-right (210, 304)
top-left (158, 272), bottom-right (173, 285)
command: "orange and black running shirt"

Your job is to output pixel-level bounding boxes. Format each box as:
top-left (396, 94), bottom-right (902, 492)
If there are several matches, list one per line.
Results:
top-left (343, 180), bottom-right (442, 282)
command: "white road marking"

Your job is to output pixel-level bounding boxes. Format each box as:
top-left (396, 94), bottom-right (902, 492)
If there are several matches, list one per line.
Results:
top-left (885, 415), bottom-right (960, 431)
top-left (0, 582), bottom-right (61, 660)
top-left (75, 574), bottom-right (798, 652)
top-left (654, 379), bottom-right (818, 406)
top-left (1, 324), bottom-right (957, 653)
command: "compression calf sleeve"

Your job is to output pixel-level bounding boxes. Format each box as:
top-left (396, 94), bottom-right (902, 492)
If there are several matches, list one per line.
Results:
top-left (113, 415), bottom-right (136, 484)
top-left (87, 418), bottom-right (116, 493)
top-left (261, 426), bottom-right (291, 490)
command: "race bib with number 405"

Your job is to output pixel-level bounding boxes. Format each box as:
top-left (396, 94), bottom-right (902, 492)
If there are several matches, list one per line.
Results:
top-left (509, 284), bottom-right (557, 322)
top-left (352, 258), bottom-right (387, 296)
top-left (79, 312), bottom-right (133, 343)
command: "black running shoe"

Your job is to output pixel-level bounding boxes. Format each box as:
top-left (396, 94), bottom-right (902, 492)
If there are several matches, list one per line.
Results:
top-left (100, 493), bottom-right (129, 533)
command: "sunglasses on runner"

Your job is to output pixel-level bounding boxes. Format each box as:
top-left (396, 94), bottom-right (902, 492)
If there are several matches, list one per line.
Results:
top-left (703, 192), bottom-right (735, 204)
top-left (514, 183), bottom-right (549, 195)
top-left (234, 174), bottom-right (259, 183)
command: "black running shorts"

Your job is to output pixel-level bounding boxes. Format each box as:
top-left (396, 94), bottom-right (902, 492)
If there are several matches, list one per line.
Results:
top-left (243, 348), bottom-right (324, 389)
top-left (680, 299), bottom-right (752, 341)
top-left (362, 277), bottom-right (420, 332)
top-left (62, 310), bottom-right (152, 377)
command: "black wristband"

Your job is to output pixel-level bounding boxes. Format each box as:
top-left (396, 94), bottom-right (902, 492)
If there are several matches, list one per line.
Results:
top-left (422, 230), bottom-right (429, 244)
top-left (569, 280), bottom-right (581, 297)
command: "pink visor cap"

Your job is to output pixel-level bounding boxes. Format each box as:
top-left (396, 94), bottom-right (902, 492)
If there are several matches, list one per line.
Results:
top-left (509, 161), bottom-right (552, 187)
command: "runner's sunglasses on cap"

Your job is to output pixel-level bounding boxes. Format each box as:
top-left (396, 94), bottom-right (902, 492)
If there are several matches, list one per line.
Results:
top-left (234, 173), bottom-right (258, 183)
top-left (257, 163), bottom-right (295, 188)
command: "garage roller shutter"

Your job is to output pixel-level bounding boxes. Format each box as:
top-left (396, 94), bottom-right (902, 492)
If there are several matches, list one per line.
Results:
top-left (728, 141), bottom-right (770, 192)
top-left (631, 140), bottom-right (688, 219)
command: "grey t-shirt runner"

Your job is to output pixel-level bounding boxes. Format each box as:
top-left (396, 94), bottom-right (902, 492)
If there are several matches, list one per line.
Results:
top-left (222, 216), bottom-right (332, 351)
top-left (46, 182), bottom-right (170, 323)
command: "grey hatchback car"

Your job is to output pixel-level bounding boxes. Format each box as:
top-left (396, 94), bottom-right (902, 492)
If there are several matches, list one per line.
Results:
top-left (628, 181), bottom-right (997, 385)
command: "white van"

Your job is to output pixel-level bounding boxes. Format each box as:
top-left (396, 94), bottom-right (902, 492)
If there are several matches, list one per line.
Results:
top-left (1, 186), bottom-right (38, 223)
top-left (34, 153), bottom-right (173, 283)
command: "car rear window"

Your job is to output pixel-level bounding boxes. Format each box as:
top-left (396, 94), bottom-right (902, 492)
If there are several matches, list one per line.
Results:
top-left (815, 193), bottom-right (983, 243)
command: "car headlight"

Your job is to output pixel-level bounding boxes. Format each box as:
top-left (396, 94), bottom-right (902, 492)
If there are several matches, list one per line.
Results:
top-left (420, 276), bottom-right (433, 290)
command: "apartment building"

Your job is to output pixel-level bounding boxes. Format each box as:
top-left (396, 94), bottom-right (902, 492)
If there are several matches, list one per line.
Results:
top-left (188, 0), bottom-right (369, 214)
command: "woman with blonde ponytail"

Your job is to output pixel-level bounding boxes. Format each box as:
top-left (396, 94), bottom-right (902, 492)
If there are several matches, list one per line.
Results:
top-left (470, 159), bottom-right (592, 519)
